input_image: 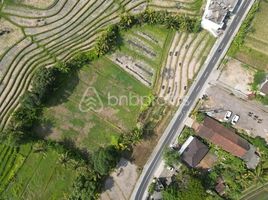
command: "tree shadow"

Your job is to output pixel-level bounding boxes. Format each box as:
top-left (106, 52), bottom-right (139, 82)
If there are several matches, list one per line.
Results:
top-left (59, 137), bottom-right (90, 161)
top-left (101, 176), bottom-right (115, 192)
top-left (34, 117), bottom-right (54, 139)
top-left (45, 68), bottom-right (80, 107)
top-left (142, 121), bottom-right (156, 141)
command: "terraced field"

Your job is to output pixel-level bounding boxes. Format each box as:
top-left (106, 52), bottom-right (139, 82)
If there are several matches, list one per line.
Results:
top-left (158, 31), bottom-right (215, 106)
top-left (17, 0), bottom-right (57, 9)
top-left (234, 0), bottom-right (268, 70)
top-left (0, 144), bottom-right (25, 195)
top-left (148, 0), bottom-right (204, 15)
top-left (39, 57), bottom-right (150, 152)
top-left (0, 0), bottom-right (148, 131)
top-left (2, 143), bottom-right (77, 199)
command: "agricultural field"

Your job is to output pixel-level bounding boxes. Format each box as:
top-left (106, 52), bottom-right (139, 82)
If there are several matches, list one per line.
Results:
top-left (241, 184), bottom-right (268, 200)
top-left (235, 0), bottom-right (268, 70)
top-left (148, 0), bottom-right (205, 15)
top-left (0, 0), bottom-right (219, 199)
top-left (16, 0), bottom-right (57, 9)
top-left (109, 24), bottom-right (174, 87)
top-left (0, 143), bottom-right (25, 195)
top-left (0, 18), bottom-right (24, 61)
top-left (38, 57), bottom-right (151, 152)
top-left (0, 0), bottom-right (148, 131)
top-left (3, 0), bottom-right (57, 9)
top-left (2, 143), bottom-right (77, 200)
top-left (158, 31), bottom-right (215, 105)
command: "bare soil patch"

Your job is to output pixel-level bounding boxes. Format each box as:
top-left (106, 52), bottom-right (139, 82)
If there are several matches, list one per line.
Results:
top-left (100, 158), bottom-right (138, 200)
top-left (218, 58), bottom-right (255, 95)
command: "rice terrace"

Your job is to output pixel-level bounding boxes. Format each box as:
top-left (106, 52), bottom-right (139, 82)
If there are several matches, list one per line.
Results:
top-left (1, 0), bottom-right (266, 200)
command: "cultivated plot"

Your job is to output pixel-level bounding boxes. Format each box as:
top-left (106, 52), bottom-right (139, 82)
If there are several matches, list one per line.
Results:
top-left (0, 0), bottom-right (148, 131)
top-left (1, 143), bottom-right (77, 199)
top-left (39, 58), bottom-right (151, 152)
top-left (109, 24), bottom-right (174, 87)
top-left (235, 0), bottom-right (268, 70)
top-left (159, 30), bottom-right (215, 106)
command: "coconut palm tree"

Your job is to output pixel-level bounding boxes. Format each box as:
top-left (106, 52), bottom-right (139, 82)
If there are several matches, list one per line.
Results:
top-left (58, 152), bottom-right (70, 168)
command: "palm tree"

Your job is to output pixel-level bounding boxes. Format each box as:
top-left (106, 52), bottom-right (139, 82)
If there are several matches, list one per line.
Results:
top-left (33, 141), bottom-right (48, 157)
top-left (250, 161), bottom-right (268, 184)
top-left (58, 152), bottom-right (70, 168)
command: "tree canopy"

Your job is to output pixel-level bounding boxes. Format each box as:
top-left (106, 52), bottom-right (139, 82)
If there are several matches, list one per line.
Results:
top-left (92, 146), bottom-right (119, 175)
top-left (163, 147), bottom-right (180, 167)
top-left (163, 177), bottom-right (207, 200)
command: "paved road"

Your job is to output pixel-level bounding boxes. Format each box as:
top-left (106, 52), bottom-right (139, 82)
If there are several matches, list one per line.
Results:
top-left (133, 0), bottom-right (254, 199)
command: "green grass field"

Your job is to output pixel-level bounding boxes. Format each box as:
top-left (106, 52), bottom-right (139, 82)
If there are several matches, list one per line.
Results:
top-left (39, 57), bottom-right (151, 152)
top-left (0, 144), bottom-right (25, 194)
top-left (235, 1), bottom-right (268, 70)
top-left (1, 143), bottom-right (77, 200)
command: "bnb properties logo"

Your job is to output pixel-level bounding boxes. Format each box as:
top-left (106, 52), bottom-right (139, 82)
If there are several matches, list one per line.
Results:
top-left (79, 87), bottom-right (104, 112)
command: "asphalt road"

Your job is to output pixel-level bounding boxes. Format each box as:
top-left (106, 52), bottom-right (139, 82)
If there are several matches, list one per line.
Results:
top-left (134, 0), bottom-right (253, 199)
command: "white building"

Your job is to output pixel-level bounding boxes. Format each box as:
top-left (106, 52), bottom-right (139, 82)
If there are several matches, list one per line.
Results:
top-left (201, 0), bottom-right (239, 37)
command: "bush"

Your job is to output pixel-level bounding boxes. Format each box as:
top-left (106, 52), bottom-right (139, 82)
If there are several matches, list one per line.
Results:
top-left (178, 127), bottom-right (195, 144)
top-left (69, 171), bottom-right (101, 200)
top-left (95, 25), bottom-right (121, 56)
top-left (162, 177), bottom-right (207, 200)
top-left (92, 146), bottom-right (119, 176)
top-left (196, 112), bottom-right (205, 123)
top-left (119, 14), bottom-right (137, 30)
top-left (163, 147), bottom-right (180, 167)
top-left (31, 67), bottom-right (58, 102)
top-left (252, 70), bottom-right (266, 91)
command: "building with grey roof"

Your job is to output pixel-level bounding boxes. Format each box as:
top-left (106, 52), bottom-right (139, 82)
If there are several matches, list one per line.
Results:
top-left (201, 0), bottom-right (239, 36)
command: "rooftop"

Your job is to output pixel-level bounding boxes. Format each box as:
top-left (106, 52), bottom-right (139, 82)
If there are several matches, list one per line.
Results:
top-left (196, 117), bottom-right (250, 158)
top-left (181, 137), bottom-right (209, 168)
top-left (205, 0), bottom-right (238, 25)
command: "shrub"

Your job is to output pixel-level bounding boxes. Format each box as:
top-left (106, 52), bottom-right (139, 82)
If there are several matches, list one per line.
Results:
top-left (95, 25), bottom-right (121, 56)
top-left (69, 171), bottom-right (101, 200)
top-left (31, 67), bottom-right (58, 102)
top-left (92, 146), bottom-right (119, 175)
top-left (196, 112), bottom-right (205, 123)
top-left (163, 147), bottom-right (180, 167)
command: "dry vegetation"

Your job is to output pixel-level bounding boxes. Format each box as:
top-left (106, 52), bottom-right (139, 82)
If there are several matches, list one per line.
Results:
top-left (158, 31), bottom-right (215, 106)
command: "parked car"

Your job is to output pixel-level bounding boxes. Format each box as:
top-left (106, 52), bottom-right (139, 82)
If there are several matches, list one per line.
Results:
top-left (231, 114), bottom-right (240, 125)
top-left (224, 111), bottom-right (232, 121)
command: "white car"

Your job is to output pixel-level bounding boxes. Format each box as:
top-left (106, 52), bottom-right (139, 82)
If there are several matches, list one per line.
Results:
top-left (224, 111), bottom-right (232, 121)
top-left (231, 114), bottom-right (240, 125)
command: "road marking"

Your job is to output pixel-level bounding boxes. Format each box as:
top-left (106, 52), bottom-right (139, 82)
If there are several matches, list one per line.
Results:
top-left (204, 71), bottom-right (209, 78)
top-left (178, 115), bottom-right (182, 120)
top-left (228, 27), bottom-right (234, 35)
top-left (211, 57), bottom-right (217, 64)
top-left (195, 85), bottom-right (201, 92)
top-left (219, 43), bottom-right (225, 49)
